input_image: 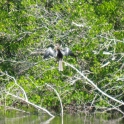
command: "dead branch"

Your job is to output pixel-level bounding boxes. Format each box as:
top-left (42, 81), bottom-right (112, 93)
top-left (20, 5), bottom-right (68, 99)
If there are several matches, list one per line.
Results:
top-left (63, 61), bottom-right (124, 106)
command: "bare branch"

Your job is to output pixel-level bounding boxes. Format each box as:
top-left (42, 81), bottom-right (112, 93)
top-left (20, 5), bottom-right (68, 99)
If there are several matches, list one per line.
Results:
top-left (6, 92), bottom-right (55, 117)
top-left (63, 61), bottom-right (124, 106)
top-left (45, 84), bottom-right (63, 124)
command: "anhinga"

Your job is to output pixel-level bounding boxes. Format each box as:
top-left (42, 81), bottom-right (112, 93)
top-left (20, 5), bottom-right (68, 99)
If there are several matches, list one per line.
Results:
top-left (43, 44), bottom-right (75, 71)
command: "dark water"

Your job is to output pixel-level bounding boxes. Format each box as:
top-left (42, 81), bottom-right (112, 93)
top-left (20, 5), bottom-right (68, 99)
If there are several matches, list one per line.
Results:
top-left (0, 111), bottom-right (124, 124)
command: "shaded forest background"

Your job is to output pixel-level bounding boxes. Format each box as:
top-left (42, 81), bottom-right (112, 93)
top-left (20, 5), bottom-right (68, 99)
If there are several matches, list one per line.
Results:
top-left (0, 0), bottom-right (124, 115)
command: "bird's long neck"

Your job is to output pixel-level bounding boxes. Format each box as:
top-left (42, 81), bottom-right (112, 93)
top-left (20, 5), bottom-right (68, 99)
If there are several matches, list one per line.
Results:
top-left (57, 49), bottom-right (63, 59)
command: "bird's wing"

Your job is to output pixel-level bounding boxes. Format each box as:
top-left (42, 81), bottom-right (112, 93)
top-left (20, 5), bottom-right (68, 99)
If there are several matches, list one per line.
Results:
top-left (61, 47), bottom-right (76, 57)
top-left (43, 47), bottom-right (56, 59)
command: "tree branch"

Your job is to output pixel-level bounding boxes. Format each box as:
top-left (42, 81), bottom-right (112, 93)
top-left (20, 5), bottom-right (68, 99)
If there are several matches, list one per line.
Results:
top-left (63, 61), bottom-right (124, 105)
top-left (6, 92), bottom-right (55, 117)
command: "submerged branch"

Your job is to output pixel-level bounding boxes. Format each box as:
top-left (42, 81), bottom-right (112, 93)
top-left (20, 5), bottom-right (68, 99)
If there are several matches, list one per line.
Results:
top-left (6, 92), bottom-right (55, 117)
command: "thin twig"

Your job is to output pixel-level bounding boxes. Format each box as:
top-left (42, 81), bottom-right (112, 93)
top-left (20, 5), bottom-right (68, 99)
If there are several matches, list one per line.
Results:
top-left (45, 83), bottom-right (63, 124)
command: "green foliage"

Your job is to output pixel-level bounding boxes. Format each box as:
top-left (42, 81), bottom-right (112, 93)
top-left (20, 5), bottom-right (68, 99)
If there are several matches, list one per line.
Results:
top-left (1, 0), bottom-right (124, 113)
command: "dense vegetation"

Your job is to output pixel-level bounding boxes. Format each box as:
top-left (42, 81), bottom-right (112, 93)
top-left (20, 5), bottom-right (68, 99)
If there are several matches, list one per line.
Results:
top-left (0, 0), bottom-right (124, 115)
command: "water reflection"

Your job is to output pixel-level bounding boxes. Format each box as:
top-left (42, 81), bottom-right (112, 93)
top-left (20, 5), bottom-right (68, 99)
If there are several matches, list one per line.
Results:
top-left (61, 114), bottom-right (124, 124)
top-left (0, 111), bottom-right (54, 124)
top-left (0, 111), bottom-right (124, 124)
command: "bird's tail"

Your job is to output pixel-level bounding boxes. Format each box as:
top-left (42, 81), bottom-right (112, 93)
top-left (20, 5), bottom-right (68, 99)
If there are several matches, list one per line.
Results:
top-left (59, 59), bottom-right (63, 71)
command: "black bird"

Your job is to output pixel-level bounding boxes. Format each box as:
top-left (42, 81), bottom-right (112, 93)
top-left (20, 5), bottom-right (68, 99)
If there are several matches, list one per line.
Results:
top-left (43, 44), bottom-right (75, 71)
